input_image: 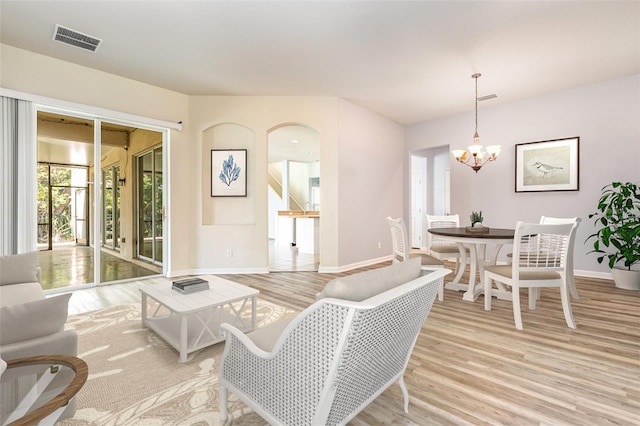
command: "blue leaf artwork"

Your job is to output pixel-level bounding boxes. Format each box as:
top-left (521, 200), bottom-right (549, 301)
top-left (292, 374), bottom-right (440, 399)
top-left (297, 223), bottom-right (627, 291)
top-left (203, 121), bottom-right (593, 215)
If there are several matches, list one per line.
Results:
top-left (218, 154), bottom-right (242, 187)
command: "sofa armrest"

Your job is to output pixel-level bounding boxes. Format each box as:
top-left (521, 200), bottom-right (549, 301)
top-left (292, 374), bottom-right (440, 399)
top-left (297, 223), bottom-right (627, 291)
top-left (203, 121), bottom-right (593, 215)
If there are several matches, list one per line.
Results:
top-left (0, 329), bottom-right (77, 361)
top-left (220, 322), bottom-right (272, 358)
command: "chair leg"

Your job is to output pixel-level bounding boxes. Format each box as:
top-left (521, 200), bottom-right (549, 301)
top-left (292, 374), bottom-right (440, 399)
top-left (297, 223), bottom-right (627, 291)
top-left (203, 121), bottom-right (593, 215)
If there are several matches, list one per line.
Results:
top-left (569, 274), bottom-right (579, 300)
top-left (398, 376), bottom-right (410, 413)
top-left (484, 276), bottom-right (492, 311)
top-left (512, 287), bottom-right (524, 330)
top-left (528, 288), bottom-right (538, 310)
top-left (220, 384), bottom-right (228, 421)
top-left (560, 284), bottom-right (577, 329)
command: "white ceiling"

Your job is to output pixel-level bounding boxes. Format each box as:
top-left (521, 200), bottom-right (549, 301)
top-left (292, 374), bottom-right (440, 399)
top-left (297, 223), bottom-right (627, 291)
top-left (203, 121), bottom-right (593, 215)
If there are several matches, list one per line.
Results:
top-left (1, 1), bottom-right (638, 126)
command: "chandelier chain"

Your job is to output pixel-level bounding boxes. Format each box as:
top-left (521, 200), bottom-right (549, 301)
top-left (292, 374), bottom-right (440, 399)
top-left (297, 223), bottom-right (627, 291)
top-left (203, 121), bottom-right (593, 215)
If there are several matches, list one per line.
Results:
top-left (475, 74), bottom-right (479, 136)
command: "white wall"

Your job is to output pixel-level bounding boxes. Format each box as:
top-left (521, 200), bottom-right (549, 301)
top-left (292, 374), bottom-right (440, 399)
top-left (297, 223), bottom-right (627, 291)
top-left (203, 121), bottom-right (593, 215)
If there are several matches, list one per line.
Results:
top-left (336, 99), bottom-right (405, 268)
top-left (406, 74), bottom-right (640, 277)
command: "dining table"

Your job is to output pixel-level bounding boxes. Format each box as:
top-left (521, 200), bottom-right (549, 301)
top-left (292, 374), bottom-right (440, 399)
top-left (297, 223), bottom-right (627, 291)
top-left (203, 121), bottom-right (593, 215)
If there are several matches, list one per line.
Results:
top-left (428, 227), bottom-right (515, 302)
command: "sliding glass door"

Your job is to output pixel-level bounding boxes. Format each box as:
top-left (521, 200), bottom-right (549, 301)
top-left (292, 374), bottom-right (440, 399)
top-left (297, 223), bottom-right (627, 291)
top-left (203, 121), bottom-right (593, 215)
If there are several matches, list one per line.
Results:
top-left (35, 109), bottom-right (168, 290)
top-left (136, 146), bottom-right (163, 265)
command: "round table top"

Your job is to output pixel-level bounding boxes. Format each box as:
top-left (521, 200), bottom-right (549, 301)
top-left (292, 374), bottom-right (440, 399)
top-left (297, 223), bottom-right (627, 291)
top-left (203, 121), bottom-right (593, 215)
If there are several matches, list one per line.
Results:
top-left (428, 227), bottom-right (515, 239)
top-left (3, 355), bottom-right (88, 426)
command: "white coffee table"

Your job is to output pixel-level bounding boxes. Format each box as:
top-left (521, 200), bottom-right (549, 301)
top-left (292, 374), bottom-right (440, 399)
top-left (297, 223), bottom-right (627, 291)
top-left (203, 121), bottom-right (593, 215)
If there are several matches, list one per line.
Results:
top-left (139, 275), bottom-right (259, 362)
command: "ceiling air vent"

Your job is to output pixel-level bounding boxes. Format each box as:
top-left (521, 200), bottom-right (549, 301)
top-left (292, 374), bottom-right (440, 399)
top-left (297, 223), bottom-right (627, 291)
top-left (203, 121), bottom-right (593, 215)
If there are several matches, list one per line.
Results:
top-left (52, 25), bottom-right (101, 52)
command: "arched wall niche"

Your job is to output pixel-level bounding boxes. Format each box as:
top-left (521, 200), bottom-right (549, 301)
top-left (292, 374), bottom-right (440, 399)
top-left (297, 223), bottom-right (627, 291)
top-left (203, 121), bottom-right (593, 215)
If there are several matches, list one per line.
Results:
top-left (202, 122), bottom-right (256, 225)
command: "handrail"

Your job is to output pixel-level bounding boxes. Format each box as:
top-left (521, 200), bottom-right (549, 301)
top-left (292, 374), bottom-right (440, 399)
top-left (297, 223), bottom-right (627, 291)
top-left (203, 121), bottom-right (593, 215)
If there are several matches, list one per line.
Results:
top-left (267, 169), bottom-right (304, 210)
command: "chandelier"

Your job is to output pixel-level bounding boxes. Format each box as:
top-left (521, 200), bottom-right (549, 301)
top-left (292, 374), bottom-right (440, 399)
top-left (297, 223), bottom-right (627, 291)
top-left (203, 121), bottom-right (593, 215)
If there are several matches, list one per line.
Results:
top-left (451, 73), bottom-right (501, 173)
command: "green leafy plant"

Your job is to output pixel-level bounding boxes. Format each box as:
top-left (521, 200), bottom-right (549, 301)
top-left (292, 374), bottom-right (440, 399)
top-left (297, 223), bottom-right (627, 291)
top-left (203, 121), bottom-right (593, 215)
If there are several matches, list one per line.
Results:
top-left (470, 211), bottom-right (483, 226)
top-left (586, 181), bottom-right (640, 270)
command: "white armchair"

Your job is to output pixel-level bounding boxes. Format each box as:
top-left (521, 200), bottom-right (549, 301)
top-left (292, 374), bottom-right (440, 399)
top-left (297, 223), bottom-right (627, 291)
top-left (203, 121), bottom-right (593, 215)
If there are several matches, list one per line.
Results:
top-left (219, 260), bottom-right (449, 425)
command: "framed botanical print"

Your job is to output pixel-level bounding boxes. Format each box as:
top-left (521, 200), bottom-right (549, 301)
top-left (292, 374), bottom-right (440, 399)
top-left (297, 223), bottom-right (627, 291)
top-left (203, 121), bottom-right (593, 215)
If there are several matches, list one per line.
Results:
top-left (515, 137), bottom-right (579, 192)
top-left (211, 149), bottom-right (247, 197)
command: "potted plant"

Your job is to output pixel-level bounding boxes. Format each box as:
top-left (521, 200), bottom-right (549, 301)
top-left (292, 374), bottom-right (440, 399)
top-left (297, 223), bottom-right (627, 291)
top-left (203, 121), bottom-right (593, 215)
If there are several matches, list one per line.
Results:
top-left (470, 211), bottom-right (484, 228)
top-left (586, 181), bottom-right (640, 290)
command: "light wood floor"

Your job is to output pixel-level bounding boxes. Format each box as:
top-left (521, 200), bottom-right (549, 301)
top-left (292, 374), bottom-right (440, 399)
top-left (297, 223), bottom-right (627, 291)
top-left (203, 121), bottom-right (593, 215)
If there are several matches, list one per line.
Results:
top-left (40, 241), bottom-right (317, 294)
top-left (66, 262), bottom-right (640, 425)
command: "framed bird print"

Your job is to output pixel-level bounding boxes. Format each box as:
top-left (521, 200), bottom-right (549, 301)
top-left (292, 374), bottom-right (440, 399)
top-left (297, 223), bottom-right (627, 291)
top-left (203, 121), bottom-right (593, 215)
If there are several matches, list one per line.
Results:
top-left (515, 137), bottom-right (579, 192)
top-left (211, 149), bottom-right (247, 197)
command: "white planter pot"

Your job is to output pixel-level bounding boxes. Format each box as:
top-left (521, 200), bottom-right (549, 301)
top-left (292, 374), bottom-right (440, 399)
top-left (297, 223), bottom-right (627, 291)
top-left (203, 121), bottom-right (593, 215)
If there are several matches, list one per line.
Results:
top-left (611, 267), bottom-right (640, 290)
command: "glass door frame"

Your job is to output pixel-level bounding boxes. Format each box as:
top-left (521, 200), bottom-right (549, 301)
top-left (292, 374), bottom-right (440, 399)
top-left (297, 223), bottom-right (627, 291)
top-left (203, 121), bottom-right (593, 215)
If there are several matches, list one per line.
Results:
top-left (135, 145), bottom-right (163, 266)
top-left (37, 163), bottom-right (90, 250)
top-left (101, 164), bottom-right (121, 251)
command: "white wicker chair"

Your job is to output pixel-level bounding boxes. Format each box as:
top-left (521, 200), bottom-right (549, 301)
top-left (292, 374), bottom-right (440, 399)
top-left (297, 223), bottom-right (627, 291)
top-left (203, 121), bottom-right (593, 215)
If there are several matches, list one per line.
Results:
top-left (219, 267), bottom-right (449, 425)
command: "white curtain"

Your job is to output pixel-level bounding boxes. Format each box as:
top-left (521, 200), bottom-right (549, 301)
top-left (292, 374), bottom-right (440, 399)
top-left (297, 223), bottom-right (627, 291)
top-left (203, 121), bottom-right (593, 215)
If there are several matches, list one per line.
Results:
top-left (0, 96), bottom-right (37, 255)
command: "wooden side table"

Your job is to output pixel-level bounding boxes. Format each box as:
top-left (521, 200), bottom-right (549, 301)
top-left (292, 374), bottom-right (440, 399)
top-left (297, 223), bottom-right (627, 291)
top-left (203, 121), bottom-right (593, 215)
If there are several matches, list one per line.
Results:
top-left (1, 355), bottom-right (88, 426)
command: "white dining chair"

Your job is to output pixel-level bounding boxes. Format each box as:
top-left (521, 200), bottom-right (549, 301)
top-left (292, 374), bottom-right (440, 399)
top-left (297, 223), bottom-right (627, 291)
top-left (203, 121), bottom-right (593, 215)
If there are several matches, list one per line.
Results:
top-left (506, 216), bottom-right (581, 300)
top-left (426, 214), bottom-right (469, 274)
top-left (540, 216), bottom-right (581, 300)
top-left (484, 221), bottom-right (578, 330)
top-left (387, 217), bottom-right (445, 300)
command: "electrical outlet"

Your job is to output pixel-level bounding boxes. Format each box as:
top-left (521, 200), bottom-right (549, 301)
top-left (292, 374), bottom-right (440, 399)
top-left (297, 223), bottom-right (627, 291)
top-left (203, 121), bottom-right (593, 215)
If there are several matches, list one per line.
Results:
top-left (226, 249), bottom-right (233, 258)
top-left (377, 242), bottom-right (382, 249)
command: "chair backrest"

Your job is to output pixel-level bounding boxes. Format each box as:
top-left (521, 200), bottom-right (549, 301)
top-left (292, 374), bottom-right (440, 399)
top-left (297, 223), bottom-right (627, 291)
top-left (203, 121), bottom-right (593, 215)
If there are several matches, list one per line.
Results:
top-left (387, 217), bottom-right (410, 263)
top-left (540, 216), bottom-right (581, 226)
top-left (426, 214), bottom-right (460, 249)
top-left (539, 216), bottom-right (581, 270)
top-left (309, 268), bottom-right (447, 425)
top-left (512, 221), bottom-right (577, 276)
top-left (219, 266), bottom-right (449, 426)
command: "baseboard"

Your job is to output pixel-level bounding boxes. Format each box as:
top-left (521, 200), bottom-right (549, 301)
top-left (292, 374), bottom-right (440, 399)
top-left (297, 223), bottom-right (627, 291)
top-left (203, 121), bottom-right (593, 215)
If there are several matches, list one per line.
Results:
top-left (574, 269), bottom-right (613, 280)
top-left (318, 255), bottom-right (392, 274)
top-left (168, 267), bottom-right (270, 277)
top-left (170, 263), bottom-right (613, 280)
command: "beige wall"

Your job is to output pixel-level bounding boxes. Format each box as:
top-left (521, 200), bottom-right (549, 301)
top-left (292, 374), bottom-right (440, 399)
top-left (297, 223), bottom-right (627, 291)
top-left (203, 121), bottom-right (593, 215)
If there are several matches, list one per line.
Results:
top-left (190, 95), bottom-right (340, 272)
top-left (1, 44), bottom-right (192, 274)
top-left (2, 44), bottom-right (407, 274)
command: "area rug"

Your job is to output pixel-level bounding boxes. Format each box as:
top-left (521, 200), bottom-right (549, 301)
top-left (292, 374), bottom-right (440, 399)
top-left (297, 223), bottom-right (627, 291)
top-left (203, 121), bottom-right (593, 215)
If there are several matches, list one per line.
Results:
top-left (60, 300), bottom-right (298, 425)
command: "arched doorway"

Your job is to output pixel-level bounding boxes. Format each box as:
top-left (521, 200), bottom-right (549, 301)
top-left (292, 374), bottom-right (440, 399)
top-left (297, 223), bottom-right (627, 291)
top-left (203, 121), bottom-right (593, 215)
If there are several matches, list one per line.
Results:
top-left (267, 123), bottom-right (320, 271)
